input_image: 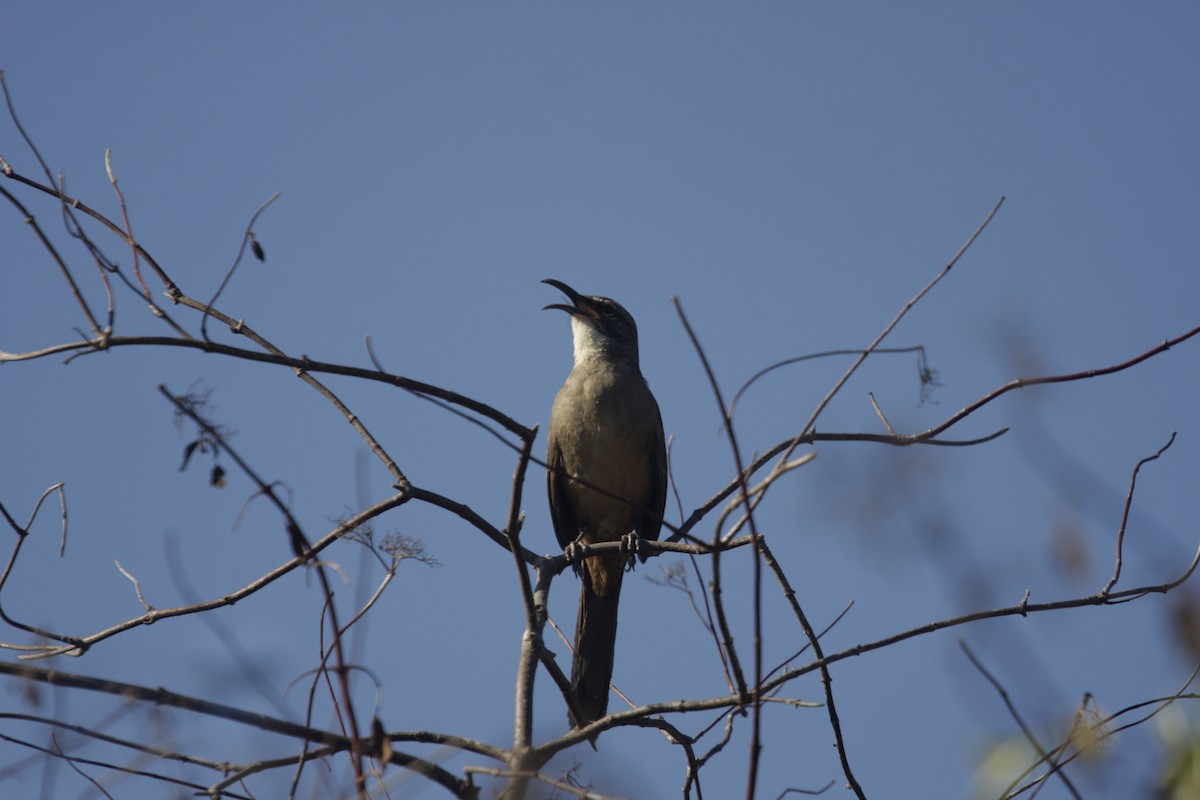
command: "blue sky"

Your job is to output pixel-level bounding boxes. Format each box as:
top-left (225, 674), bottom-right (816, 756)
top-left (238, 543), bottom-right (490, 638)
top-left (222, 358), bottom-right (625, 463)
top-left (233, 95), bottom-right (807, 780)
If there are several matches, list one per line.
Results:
top-left (2, 4), bottom-right (1198, 799)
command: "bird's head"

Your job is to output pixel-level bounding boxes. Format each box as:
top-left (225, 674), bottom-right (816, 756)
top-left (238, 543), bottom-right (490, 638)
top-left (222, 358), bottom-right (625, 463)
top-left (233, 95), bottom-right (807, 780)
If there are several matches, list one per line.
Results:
top-left (543, 279), bottom-right (640, 366)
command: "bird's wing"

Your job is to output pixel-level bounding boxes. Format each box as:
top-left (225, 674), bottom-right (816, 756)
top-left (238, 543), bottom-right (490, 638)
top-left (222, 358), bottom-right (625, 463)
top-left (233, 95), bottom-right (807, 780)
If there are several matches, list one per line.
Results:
top-left (546, 429), bottom-right (580, 552)
top-left (642, 398), bottom-right (668, 543)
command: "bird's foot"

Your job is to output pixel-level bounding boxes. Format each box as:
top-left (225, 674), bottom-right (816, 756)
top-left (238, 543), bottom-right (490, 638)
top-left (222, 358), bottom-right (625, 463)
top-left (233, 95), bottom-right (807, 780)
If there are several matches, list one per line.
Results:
top-left (620, 532), bottom-right (641, 571)
top-left (563, 539), bottom-right (584, 576)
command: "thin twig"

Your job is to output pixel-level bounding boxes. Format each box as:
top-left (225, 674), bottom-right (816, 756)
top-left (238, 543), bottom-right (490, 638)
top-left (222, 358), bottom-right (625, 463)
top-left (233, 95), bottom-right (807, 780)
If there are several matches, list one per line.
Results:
top-left (50, 732), bottom-right (117, 799)
top-left (730, 345), bottom-right (932, 417)
top-left (1101, 432), bottom-right (1176, 595)
top-left (113, 559), bottom-right (153, 611)
top-left (671, 297), bottom-right (753, 714)
top-left (759, 538), bottom-right (865, 799)
top-left (0, 730), bottom-right (243, 799)
top-left (3, 712), bottom-right (242, 774)
top-left (671, 321), bottom-right (1199, 544)
top-left (0, 72), bottom-right (109, 336)
top-left (200, 192), bottom-right (281, 340)
top-left (104, 148), bottom-right (150, 303)
top-left (776, 197), bottom-right (1006, 475)
top-left (921, 327), bottom-right (1200, 443)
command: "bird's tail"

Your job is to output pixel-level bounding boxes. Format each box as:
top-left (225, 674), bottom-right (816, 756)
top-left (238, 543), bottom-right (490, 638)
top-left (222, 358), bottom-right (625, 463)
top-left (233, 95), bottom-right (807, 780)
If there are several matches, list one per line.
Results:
top-left (569, 569), bottom-right (624, 728)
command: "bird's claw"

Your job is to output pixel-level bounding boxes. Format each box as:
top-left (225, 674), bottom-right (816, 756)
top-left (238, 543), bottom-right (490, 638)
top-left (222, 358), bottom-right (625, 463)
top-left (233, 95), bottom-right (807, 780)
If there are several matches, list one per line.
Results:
top-left (563, 539), bottom-right (584, 576)
top-left (620, 533), bottom-right (641, 571)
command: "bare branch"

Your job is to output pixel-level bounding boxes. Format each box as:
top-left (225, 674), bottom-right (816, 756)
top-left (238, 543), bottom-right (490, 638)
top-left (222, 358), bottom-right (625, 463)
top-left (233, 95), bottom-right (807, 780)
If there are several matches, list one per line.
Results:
top-left (0, 73), bottom-right (109, 336)
top-left (1101, 432), bottom-right (1176, 596)
top-left (759, 537), bottom-right (865, 799)
top-left (730, 344), bottom-right (935, 418)
top-left (103, 148), bottom-right (151, 305)
top-left (920, 326), bottom-right (1200, 443)
top-left (1, 711), bottom-right (243, 774)
top-left (672, 298), bottom-right (757, 772)
top-left (774, 780), bottom-right (836, 798)
top-left (200, 192), bottom-right (282, 341)
top-left (113, 559), bottom-right (153, 612)
top-left (775, 197), bottom-right (1006, 474)
top-left (0, 728), bottom-right (247, 799)
top-left (0, 332), bottom-right (532, 440)
top-left (672, 321), bottom-right (1198, 544)
top-left (50, 731), bottom-right (117, 799)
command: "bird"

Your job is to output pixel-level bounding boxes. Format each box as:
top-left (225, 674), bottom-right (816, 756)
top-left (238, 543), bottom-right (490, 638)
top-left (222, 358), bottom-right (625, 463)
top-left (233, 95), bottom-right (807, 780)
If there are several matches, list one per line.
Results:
top-left (543, 278), bottom-right (667, 729)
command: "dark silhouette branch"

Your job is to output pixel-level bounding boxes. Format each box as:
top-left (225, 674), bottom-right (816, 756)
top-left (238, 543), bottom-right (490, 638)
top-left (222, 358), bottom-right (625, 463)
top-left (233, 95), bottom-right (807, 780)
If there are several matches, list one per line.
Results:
top-left (0, 661), bottom-right (483, 799)
top-left (673, 295), bottom-right (774, 800)
top-left (759, 537), bottom-right (865, 800)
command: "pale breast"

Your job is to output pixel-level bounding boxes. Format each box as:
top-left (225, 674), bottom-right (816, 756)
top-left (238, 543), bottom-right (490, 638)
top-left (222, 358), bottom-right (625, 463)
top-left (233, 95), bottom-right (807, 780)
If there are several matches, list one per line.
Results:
top-left (552, 363), bottom-right (660, 543)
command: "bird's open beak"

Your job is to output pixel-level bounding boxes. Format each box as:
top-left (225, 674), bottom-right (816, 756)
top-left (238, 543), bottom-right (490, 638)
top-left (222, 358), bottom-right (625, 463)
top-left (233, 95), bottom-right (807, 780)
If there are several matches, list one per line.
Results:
top-left (542, 279), bottom-right (600, 320)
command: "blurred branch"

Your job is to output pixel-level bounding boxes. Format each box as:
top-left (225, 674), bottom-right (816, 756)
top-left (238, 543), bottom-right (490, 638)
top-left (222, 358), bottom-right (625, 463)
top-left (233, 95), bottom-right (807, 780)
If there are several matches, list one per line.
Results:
top-left (1005, 661), bottom-right (1200, 798)
top-left (1, 711), bottom-right (244, 780)
top-left (959, 641), bottom-right (1083, 799)
top-left (0, 727), bottom-right (239, 799)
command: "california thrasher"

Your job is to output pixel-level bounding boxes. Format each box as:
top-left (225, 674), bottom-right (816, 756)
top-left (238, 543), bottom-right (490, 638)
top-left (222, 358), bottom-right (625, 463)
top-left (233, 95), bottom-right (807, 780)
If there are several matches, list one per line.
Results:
top-left (543, 279), bottom-right (667, 728)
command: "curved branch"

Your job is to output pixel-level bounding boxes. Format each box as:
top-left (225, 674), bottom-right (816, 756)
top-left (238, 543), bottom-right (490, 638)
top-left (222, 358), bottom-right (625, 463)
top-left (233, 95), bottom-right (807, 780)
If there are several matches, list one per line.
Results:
top-left (200, 192), bottom-right (282, 341)
top-left (0, 333), bottom-right (532, 439)
top-left (918, 325), bottom-right (1200, 442)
